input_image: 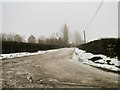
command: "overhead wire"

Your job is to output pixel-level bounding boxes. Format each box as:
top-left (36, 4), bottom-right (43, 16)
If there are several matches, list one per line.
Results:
top-left (83, 0), bottom-right (104, 43)
top-left (84, 0), bottom-right (104, 31)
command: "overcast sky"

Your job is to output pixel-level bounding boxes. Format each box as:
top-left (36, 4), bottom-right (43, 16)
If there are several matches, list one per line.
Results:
top-left (2, 1), bottom-right (118, 42)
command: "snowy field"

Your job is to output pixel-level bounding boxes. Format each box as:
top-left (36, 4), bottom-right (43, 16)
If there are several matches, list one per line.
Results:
top-left (71, 48), bottom-right (120, 72)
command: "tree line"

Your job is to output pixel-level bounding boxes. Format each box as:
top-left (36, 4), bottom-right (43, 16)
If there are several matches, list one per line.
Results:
top-left (1, 24), bottom-right (83, 47)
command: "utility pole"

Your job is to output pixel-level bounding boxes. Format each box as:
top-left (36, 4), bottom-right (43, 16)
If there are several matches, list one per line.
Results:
top-left (82, 0), bottom-right (104, 44)
top-left (84, 30), bottom-right (86, 43)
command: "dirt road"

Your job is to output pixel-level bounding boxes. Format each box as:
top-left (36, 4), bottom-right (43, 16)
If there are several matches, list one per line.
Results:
top-left (2, 48), bottom-right (118, 88)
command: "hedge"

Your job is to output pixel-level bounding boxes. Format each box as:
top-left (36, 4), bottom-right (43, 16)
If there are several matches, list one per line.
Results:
top-left (2, 41), bottom-right (61, 54)
top-left (78, 38), bottom-right (119, 59)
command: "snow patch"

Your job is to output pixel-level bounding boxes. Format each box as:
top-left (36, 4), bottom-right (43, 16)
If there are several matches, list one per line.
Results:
top-left (0, 48), bottom-right (63, 60)
top-left (71, 48), bottom-right (120, 72)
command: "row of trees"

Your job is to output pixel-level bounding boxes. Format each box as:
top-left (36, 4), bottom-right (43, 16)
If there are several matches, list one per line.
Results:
top-left (0, 33), bottom-right (25, 42)
top-left (37, 24), bottom-right (83, 46)
top-left (1, 24), bottom-right (83, 46)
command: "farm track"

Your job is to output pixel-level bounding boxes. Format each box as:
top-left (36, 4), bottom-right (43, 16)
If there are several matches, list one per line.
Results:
top-left (1, 48), bottom-right (118, 88)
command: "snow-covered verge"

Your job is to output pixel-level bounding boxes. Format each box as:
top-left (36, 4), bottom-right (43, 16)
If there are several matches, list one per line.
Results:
top-left (0, 48), bottom-right (64, 60)
top-left (72, 48), bottom-right (120, 72)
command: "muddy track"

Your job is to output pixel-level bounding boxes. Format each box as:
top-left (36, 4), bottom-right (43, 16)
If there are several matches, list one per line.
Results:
top-left (2, 48), bottom-right (118, 88)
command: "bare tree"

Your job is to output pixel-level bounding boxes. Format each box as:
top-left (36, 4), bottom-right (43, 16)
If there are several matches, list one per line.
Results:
top-left (56, 32), bottom-right (63, 40)
top-left (1, 33), bottom-right (26, 42)
top-left (55, 32), bottom-right (64, 46)
top-left (49, 34), bottom-right (55, 44)
top-left (73, 31), bottom-right (83, 46)
top-left (7, 33), bottom-right (15, 41)
top-left (61, 24), bottom-right (69, 46)
top-left (44, 37), bottom-right (51, 44)
top-left (1, 33), bottom-right (7, 41)
top-left (38, 38), bottom-right (44, 44)
top-left (14, 34), bottom-right (23, 42)
top-left (28, 35), bottom-right (36, 43)
top-left (1, 33), bottom-right (15, 41)
top-left (38, 35), bottom-right (46, 44)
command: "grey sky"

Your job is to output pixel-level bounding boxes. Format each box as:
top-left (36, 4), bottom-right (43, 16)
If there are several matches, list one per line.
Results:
top-left (2, 1), bottom-right (118, 42)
